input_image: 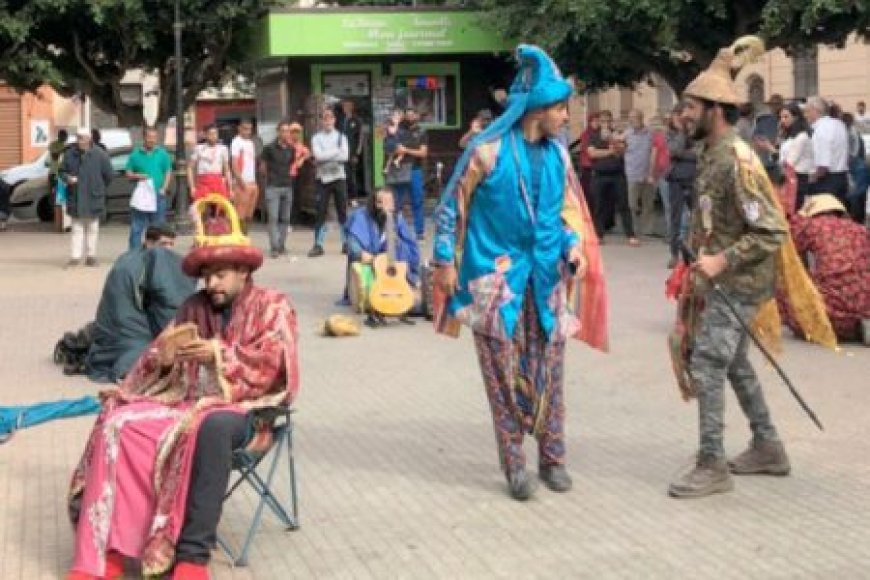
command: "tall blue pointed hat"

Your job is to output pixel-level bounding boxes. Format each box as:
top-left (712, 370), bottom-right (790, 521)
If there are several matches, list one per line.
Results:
top-left (478, 44), bottom-right (573, 146)
top-left (439, 44), bottom-right (573, 203)
top-left (516, 44), bottom-right (574, 111)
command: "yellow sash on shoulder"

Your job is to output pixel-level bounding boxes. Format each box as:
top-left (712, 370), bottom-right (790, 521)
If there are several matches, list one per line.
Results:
top-left (732, 140), bottom-right (837, 352)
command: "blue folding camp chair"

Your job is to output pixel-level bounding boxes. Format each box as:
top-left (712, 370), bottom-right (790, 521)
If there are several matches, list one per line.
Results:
top-left (217, 407), bottom-right (299, 566)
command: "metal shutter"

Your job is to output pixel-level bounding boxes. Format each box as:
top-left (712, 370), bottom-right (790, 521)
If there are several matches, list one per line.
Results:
top-left (0, 97), bottom-right (22, 169)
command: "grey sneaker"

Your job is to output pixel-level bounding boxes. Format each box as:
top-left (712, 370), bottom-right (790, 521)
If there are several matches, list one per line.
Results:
top-left (506, 467), bottom-right (536, 501)
top-left (728, 439), bottom-right (791, 476)
top-left (307, 245), bottom-right (324, 258)
top-left (539, 465), bottom-right (573, 492)
top-left (668, 455), bottom-right (733, 499)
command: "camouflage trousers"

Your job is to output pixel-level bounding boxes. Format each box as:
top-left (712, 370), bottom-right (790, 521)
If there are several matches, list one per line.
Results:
top-left (690, 291), bottom-right (780, 459)
top-left (473, 295), bottom-right (566, 474)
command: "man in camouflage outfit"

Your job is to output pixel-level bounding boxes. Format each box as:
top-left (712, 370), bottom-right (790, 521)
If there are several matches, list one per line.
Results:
top-left (669, 38), bottom-right (792, 498)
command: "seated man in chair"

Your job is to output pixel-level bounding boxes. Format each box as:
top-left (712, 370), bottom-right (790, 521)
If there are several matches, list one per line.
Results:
top-left (67, 197), bottom-right (300, 580)
top-left (345, 187), bottom-right (421, 327)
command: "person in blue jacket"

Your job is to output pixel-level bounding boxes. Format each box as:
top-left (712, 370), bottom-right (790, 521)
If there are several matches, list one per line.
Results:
top-left (432, 45), bottom-right (608, 501)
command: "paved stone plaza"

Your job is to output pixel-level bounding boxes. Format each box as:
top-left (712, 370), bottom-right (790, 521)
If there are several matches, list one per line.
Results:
top-left (0, 222), bottom-right (868, 579)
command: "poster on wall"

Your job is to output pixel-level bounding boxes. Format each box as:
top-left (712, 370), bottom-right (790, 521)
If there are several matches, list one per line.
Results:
top-left (31, 120), bottom-right (51, 147)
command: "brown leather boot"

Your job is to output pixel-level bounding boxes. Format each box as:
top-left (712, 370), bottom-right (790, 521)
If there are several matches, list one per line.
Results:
top-left (668, 455), bottom-right (733, 498)
top-left (728, 439), bottom-right (791, 476)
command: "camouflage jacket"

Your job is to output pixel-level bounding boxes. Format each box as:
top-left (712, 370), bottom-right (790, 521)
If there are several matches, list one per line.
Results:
top-left (690, 130), bottom-right (787, 304)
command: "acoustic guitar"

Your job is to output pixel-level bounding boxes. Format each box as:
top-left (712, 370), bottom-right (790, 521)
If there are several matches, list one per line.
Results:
top-left (368, 211), bottom-right (415, 316)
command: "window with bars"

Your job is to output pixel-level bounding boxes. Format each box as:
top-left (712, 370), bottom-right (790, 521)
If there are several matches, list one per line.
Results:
top-left (793, 47), bottom-right (819, 99)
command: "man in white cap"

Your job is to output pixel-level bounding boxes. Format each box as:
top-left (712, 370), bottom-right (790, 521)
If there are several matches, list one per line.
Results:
top-left (59, 128), bottom-right (113, 267)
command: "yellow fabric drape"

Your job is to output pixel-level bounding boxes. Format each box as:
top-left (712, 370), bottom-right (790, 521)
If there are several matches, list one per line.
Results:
top-left (732, 140), bottom-right (837, 351)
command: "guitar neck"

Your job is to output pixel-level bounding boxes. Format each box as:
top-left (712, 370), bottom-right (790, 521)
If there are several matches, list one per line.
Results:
top-left (384, 212), bottom-right (397, 263)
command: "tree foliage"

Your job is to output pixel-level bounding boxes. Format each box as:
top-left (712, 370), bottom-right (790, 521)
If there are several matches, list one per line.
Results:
top-left (0, 0), bottom-right (273, 125)
top-left (466, 0), bottom-right (870, 94)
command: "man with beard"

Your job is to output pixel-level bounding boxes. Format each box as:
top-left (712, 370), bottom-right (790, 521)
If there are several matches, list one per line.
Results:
top-left (668, 37), bottom-right (835, 499)
top-left (67, 196), bottom-right (299, 579)
top-left (345, 187), bottom-right (420, 327)
top-left (433, 45), bottom-right (607, 501)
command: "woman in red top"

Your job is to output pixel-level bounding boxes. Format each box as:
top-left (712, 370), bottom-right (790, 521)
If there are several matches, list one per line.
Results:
top-left (187, 125), bottom-right (232, 201)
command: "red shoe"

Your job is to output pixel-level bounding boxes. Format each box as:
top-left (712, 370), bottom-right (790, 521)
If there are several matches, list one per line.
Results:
top-left (104, 551), bottom-right (125, 579)
top-left (172, 561), bottom-right (210, 580)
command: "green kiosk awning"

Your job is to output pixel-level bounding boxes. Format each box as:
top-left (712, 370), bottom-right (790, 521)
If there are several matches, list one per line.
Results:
top-left (259, 10), bottom-right (511, 58)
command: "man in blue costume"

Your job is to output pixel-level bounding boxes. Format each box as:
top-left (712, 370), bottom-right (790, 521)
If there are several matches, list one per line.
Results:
top-left (86, 225), bottom-right (196, 383)
top-left (432, 45), bottom-right (608, 500)
top-left (345, 187), bottom-right (420, 326)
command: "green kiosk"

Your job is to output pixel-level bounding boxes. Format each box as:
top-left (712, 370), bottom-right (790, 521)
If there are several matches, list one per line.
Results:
top-left (254, 7), bottom-right (513, 213)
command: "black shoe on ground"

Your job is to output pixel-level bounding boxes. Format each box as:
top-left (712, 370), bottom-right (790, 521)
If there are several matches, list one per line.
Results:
top-left (364, 314), bottom-right (386, 329)
top-left (539, 464), bottom-right (573, 492)
top-left (341, 243), bottom-right (348, 255)
top-left (64, 259), bottom-right (80, 269)
top-left (307, 245), bottom-right (324, 258)
top-left (85, 257), bottom-right (98, 267)
top-left (507, 467), bottom-right (535, 501)
top-left (398, 316), bottom-right (416, 325)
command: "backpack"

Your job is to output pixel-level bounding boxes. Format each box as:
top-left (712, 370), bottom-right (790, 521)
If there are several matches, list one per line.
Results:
top-left (53, 323), bottom-right (95, 376)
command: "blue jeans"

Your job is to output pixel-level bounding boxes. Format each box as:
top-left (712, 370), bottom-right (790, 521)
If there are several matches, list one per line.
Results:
top-left (155, 193), bottom-right (167, 224)
top-left (128, 199), bottom-right (164, 250)
top-left (393, 168), bottom-right (425, 238)
top-left (265, 186), bottom-right (293, 252)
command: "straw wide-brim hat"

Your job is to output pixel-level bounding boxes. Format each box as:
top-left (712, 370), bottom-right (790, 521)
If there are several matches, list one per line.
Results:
top-left (684, 36), bottom-right (766, 105)
top-left (799, 194), bottom-right (847, 218)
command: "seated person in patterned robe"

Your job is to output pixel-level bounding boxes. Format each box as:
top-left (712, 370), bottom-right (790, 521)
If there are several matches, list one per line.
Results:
top-left (67, 203), bottom-right (300, 580)
top-left (778, 194), bottom-right (870, 342)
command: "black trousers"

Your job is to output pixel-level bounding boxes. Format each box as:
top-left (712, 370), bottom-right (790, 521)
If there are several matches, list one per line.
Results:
top-left (175, 411), bottom-right (248, 564)
top-left (345, 160), bottom-right (366, 199)
top-left (666, 179), bottom-right (692, 258)
top-left (795, 173), bottom-right (811, 213)
top-left (810, 171), bottom-right (849, 202)
top-left (590, 172), bottom-right (635, 239)
top-left (314, 178), bottom-right (348, 244)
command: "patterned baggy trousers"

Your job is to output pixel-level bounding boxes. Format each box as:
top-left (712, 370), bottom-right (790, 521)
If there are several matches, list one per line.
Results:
top-left (473, 294), bottom-right (567, 475)
top-left (690, 291), bottom-right (780, 459)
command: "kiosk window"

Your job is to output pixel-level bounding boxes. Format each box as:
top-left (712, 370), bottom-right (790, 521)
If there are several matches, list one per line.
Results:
top-left (394, 75), bottom-right (457, 127)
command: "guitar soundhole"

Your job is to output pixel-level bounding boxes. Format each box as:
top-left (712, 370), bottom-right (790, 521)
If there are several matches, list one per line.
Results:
top-left (387, 265), bottom-right (397, 277)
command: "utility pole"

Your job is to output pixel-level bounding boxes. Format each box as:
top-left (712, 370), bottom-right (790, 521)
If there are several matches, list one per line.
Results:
top-left (173, 0), bottom-right (190, 231)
